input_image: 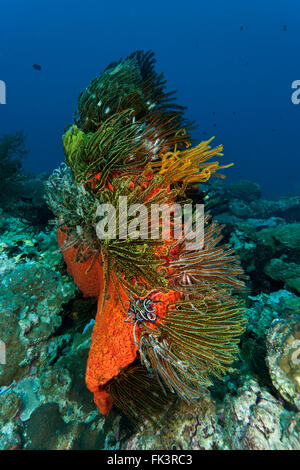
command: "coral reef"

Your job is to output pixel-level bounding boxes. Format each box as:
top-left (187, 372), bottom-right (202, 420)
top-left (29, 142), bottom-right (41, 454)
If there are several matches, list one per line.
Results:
top-left (0, 215), bottom-right (127, 449)
top-left (0, 132), bottom-right (52, 229)
top-left (267, 314), bottom-right (300, 410)
top-left (0, 174), bottom-right (299, 449)
top-left (0, 55), bottom-right (299, 450)
top-left (124, 378), bottom-right (300, 450)
top-left (221, 379), bottom-right (299, 450)
top-left (0, 132), bottom-right (27, 199)
top-left (124, 395), bottom-right (225, 450)
top-left (44, 50), bottom-right (247, 423)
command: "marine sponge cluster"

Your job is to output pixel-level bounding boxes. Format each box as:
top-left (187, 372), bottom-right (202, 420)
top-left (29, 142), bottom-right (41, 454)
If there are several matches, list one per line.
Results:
top-left (45, 50), bottom-right (247, 424)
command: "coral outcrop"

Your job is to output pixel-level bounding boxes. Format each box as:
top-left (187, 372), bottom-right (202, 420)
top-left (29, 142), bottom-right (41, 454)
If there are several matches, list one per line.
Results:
top-left (45, 50), bottom-right (247, 423)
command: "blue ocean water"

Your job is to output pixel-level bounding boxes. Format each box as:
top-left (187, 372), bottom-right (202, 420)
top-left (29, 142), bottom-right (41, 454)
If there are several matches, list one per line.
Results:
top-left (0, 0), bottom-right (299, 197)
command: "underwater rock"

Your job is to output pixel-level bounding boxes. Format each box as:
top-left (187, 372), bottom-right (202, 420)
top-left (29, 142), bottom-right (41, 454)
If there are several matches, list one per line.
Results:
top-left (246, 217), bottom-right (286, 229)
top-left (197, 180), bottom-right (299, 224)
top-left (0, 132), bottom-right (27, 205)
top-left (267, 315), bottom-right (300, 410)
top-left (0, 316), bottom-right (127, 449)
top-left (209, 197), bottom-right (300, 294)
top-left (0, 261), bottom-right (76, 386)
top-left (23, 401), bottom-right (128, 450)
top-left (0, 219), bottom-right (77, 388)
top-left (1, 77), bottom-right (299, 449)
top-left (272, 223), bottom-right (300, 250)
top-left (0, 421), bottom-right (22, 450)
top-left (246, 289), bottom-right (300, 338)
top-left (256, 227), bottom-right (280, 254)
top-left (248, 197), bottom-right (300, 222)
top-left (246, 290), bottom-right (300, 338)
top-left (0, 215), bottom-right (66, 272)
top-left (24, 403), bottom-right (81, 450)
top-left (124, 378), bottom-right (300, 450)
top-left (239, 292), bottom-right (300, 387)
top-left (229, 226), bottom-right (257, 273)
top-left (255, 223), bottom-right (300, 266)
top-left (232, 222), bottom-right (300, 293)
top-left (217, 193), bottom-right (300, 224)
top-left (123, 395), bottom-right (226, 450)
top-left (264, 259), bottom-right (300, 294)
top-left (0, 387), bottom-right (22, 449)
top-left (229, 200), bottom-right (250, 218)
top-left (222, 379), bottom-right (300, 450)
top-left (223, 180), bottom-right (261, 202)
top-left (20, 326), bottom-right (131, 449)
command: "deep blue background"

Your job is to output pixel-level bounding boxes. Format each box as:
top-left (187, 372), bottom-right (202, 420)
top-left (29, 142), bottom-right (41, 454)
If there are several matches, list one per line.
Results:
top-left (0, 0), bottom-right (299, 197)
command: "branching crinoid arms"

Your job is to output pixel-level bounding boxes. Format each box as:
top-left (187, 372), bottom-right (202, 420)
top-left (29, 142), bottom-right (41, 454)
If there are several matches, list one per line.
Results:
top-left (64, 50), bottom-right (196, 191)
top-left (105, 365), bottom-right (175, 429)
top-left (44, 163), bottom-right (102, 263)
top-left (63, 50), bottom-right (232, 197)
top-left (45, 167), bottom-right (180, 303)
top-left (138, 295), bottom-right (246, 405)
top-left (97, 172), bottom-right (182, 301)
top-left (64, 110), bottom-right (154, 188)
top-left (63, 111), bottom-right (194, 192)
top-left (107, 288), bottom-right (246, 427)
top-left (147, 130), bottom-right (233, 195)
top-left (168, 213), bottom-right (248, 297)
top-left (121, 207), bottom-right (248, 416)
top-left (75, 50), bottom-right (192, 136)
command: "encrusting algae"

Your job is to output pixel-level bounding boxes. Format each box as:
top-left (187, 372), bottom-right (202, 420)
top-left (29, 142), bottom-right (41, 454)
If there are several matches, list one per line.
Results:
top-left (45, 50), bottom-right (247, 425)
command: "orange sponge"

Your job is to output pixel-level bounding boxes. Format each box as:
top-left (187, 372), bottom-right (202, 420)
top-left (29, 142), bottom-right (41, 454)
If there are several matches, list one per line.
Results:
top-left (57, 229), bottom-right (102, 298)
top-left (57, 228), bottom-right (180, 415)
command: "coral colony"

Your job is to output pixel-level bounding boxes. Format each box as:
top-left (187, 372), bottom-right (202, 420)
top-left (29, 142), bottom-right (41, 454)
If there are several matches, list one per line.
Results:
top-left (45, 51), bottom-right (247, 425)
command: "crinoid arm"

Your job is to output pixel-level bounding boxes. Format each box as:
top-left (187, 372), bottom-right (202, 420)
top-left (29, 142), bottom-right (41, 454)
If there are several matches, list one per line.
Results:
top-left (169, 214), bottom-right (248, 296)
top-left (105, 365), bottom-right (176, 429)
top-left (137, 295), bottom-right (246, 405)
